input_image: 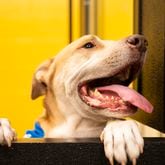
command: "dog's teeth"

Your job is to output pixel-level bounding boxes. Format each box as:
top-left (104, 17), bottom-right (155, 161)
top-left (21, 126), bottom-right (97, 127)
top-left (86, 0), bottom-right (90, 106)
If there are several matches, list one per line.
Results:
top-left (110, 96), bottom-right (114, 101)
top-left (125, 68), bottom-right (130, 79)
top-left (119, 99), bottom-right (125, 105)
top-left (88, 99), bottom-right (101, 106)
top-left (94, 89), bottom-right (99, 95)
top-left (84, 96), bottom-right (101, 106)
top-left (114, 100), bottom-right (119, 104)
top-left (124, 67), bottom-right (131, 80)
top-left (116, 68), bottom-right (130, 81)
top-left (105, 96), bottom-right (109, 100)
top-left (89, 90), bottom-right (94, 96)
top-left (93, 89), bottom-right (103, 98)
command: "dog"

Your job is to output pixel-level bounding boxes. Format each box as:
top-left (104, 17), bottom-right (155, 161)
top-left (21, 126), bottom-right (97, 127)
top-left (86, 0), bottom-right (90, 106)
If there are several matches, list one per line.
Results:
top-left (0, 34), bottom-right (154, 164)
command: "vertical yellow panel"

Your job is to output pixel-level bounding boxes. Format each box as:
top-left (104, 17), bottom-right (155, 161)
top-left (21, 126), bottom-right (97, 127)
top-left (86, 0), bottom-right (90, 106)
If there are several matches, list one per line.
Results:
top-left (0, 0), bottom-right (69, 137)
top-left (97, 0), bottom-right (133, 40)
top-left (72, 0), bottom-right (81, 40)
top-left (74, 0), bottom-right (133, 39)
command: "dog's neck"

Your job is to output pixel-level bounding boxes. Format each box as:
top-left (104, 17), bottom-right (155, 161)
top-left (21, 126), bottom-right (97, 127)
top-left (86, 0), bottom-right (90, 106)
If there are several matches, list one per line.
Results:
top-left (38, 92), bottom-right (105, 138)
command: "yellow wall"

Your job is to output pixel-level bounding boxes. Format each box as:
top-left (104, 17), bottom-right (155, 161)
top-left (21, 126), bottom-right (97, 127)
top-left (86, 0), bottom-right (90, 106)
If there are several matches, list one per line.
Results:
top-left (0, 0), bottom-right (133, 137)
top-left (97, 0), bottom-right (133, 40)
top-left (0, 0), bottom-right (69, 137)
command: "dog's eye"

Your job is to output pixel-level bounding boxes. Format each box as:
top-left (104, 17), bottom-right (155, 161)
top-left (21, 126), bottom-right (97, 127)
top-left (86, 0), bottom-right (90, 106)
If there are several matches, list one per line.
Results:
top-left (83, 42), bottom-right (95, 49)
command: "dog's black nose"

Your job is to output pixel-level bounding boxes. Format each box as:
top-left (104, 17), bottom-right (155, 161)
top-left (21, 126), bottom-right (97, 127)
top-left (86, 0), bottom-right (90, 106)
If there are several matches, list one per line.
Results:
top-left (127, 34), bottom-right (148, 51)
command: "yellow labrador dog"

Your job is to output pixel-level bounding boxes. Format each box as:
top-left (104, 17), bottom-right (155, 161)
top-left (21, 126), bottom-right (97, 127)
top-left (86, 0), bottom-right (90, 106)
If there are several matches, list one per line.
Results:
top-left (0, 34), bottom-right (153, 164)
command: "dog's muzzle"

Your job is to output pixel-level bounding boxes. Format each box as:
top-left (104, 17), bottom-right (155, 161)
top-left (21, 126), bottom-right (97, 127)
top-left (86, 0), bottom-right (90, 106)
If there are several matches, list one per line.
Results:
top-left (78, 34), bottom-right (153, 115)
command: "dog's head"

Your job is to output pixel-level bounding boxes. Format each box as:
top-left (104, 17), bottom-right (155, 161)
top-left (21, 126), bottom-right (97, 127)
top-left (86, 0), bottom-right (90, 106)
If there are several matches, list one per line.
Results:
top-left (31, 35), bottom-right (153, 121)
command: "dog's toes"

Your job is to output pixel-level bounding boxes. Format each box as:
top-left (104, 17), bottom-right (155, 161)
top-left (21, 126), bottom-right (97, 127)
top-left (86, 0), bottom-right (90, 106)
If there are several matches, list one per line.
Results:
top-left (101, 122), bottom-right (127, 165)
top-left (0, 118), bottom-right (16, 146)
top-left (101, 130), bottom-right (114, 165)
top-left (3, 127), bottom-right (16, 147)
top-left (113, 127), bottom-right (127, 164)
top-left (123, 120), bottom-right (144, 164)
top-left (125, 138), bottom-right (140, 164)
top-left (131, 121), bottom-right (144, 154)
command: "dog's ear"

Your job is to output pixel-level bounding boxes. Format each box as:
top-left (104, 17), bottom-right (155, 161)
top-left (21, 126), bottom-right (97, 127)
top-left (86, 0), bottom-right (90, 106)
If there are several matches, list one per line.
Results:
top-left (31, 59), bottom-right (53, 100)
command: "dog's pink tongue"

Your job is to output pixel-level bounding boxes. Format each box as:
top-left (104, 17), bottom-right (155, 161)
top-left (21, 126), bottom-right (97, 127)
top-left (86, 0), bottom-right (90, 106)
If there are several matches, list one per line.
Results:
top-left (97, 85), bottom-right (153, 113)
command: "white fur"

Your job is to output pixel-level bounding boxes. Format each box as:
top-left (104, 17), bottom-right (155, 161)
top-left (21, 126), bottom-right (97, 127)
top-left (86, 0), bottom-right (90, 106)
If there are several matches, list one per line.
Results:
top-left (101, 120), bottom-right (144, 165)
top-left (0, 118), bottom-right (16, 146)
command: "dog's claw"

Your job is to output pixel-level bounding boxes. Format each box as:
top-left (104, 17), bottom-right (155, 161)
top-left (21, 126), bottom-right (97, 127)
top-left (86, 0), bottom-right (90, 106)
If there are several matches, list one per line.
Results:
top-left (121, 161), bottom-right (126, 165)
top-left (140, 145), bottom-right (143, 154)
top-left (100, 131), bottom-right (104, 142)
top-left (132, 158), bottom-right (137, 165)
top-left (109, 157), bottom-right (114, 165)
top-left (6, 136), bottom-right (12, 147)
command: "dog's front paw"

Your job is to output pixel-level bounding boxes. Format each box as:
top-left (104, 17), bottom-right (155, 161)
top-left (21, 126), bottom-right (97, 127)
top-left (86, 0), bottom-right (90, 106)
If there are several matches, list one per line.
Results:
top-left (0, 118), bottom-right (16, 147)
top-left (100, 120), bottom-right (144, 165)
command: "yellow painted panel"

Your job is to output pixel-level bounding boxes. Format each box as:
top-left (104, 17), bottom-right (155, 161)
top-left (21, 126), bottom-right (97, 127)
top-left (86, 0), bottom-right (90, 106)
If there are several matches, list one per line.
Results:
top-left (98, 0), bottom-right (133, 40)
top-left (0, 0), bottom-right (69, 137)
top-left (72, 0), bottom-right (81, 41)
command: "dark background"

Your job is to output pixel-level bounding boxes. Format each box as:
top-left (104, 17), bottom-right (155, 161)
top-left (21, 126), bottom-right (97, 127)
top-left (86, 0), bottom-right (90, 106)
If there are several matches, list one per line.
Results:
top-left (133, 0), bottom-right (165, 132)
